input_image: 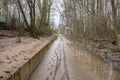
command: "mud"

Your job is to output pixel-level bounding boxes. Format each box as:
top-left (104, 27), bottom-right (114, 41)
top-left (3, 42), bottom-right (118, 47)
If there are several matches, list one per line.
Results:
top-left (74, 38), bottom-right (120, 71)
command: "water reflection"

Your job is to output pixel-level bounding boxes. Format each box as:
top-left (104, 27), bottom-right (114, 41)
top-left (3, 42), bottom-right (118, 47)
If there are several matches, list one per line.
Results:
top-left (68, 43), bottom-right (120, 80)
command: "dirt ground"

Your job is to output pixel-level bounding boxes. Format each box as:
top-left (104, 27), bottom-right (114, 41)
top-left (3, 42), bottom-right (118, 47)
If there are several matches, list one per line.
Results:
top-left (0, 36), bottom-right (50, 80)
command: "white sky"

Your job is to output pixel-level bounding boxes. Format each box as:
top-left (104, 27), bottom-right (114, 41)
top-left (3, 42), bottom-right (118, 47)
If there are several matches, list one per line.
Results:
top-left (52, 0), bottom-right (63, 27)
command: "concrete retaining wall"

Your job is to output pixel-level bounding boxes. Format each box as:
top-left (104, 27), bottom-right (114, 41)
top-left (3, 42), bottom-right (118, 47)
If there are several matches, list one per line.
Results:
top-left (7, 35), bottom-right (57, 80)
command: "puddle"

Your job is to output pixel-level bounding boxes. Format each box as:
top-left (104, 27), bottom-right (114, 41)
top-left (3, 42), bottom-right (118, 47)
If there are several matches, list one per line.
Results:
top-left (69, 43), bottom-right (120, 80)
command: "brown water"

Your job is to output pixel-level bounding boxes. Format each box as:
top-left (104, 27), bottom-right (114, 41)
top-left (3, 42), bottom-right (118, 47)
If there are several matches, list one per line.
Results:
top-left (29, 35), bottom-right (120, 80)
top-left (69, 43), bottom-right (120, 80)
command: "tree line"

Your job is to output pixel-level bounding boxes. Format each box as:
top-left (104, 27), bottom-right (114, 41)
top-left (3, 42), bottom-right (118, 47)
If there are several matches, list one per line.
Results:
top-left (0, 0), bottom-right (54, 38)
top-left (60, 0), bottom-right (120, 44)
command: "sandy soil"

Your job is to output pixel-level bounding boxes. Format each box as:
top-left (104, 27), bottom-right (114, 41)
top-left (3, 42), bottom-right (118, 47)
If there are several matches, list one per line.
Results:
top-left (0, 36), bottom-right (51, 80)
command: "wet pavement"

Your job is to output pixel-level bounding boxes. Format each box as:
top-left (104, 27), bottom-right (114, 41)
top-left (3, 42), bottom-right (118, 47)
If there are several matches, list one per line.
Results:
top-left (29, 35), bottom-right (120, 80)
top-left (29, 35), bottom-right (69, 80)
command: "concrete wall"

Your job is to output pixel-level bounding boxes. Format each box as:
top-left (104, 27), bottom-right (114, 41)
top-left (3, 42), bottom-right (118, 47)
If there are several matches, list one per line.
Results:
top-left (7, 35), bottom-right (57, 80)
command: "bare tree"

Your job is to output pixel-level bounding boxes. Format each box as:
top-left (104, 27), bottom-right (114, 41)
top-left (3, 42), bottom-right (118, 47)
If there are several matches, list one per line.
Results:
top-left (60, 0), bottom-right (119, 44)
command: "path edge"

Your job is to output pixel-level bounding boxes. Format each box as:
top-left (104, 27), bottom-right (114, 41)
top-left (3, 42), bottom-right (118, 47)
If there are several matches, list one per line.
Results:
top-left (7, 34), bottom-right (57, 80)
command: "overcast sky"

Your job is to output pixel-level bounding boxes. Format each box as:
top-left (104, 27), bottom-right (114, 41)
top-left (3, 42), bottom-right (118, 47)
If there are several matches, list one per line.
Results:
top-left (52, 0), bottom-right (63, 27)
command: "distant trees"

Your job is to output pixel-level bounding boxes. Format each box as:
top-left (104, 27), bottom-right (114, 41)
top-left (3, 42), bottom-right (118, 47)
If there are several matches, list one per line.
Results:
top-left (37, 0), bottom-right (53, 36)
top-left (61, 0), bottom-right (120, 43)
top-left (0, 0), bottom-right (120, 41)
top-left (0, 0), bottom-right (54, 38)
top-left (17, 0), bottom-right (36, 37)
top-left (16, 0), bottom-right (53, 38)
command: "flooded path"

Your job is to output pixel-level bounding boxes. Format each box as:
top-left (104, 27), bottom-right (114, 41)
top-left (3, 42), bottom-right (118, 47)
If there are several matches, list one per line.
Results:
top-left (29, 35), bottom-right (120, 80)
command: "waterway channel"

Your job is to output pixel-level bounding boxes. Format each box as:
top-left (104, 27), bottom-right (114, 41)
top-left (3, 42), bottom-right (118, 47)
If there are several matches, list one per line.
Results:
top-left (29, 35), bottom-right (120, 80)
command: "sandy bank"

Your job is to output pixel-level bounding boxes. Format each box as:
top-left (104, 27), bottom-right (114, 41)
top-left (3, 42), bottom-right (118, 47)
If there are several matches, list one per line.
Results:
top-left (0, 35), bottom-right (56, 80)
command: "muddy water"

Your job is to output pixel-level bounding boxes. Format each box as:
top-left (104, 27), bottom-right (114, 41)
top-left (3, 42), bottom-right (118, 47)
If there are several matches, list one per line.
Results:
top-left (29, 35), bottom-right (120, 80)
top-left (29, 36), bottom-right (69, 80)
top-left (69, 43), bottom-right (120, 80)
